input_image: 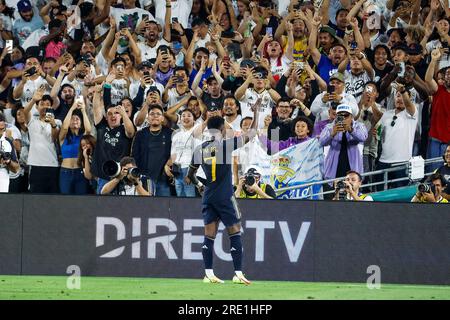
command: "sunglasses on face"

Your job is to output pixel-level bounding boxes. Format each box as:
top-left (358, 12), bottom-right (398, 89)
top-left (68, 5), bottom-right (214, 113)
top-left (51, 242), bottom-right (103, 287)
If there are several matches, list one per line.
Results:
top-left (391, 115), bottom-right (398, 127)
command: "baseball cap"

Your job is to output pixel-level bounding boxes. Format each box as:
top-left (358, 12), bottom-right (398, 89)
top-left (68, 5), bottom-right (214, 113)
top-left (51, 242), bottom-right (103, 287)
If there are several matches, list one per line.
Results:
top-left (391, 42), bottom-right (410, 54)
top-left (17, 0), bottom-right (32, 12)
top-left (336, 104), bottom-right (353, 115)
top-left (408, 43), bottom-right (423, 55)
top-left (320, 25), bottom-right (338, 39)
top-left (329, 72), bottom-right (344, 83)
top-left (138, 60), bottom-right (153, 70)
top-left (246, 166), bottom-right (262, 176)
top-left (240, 59), bottom-right (256, 68)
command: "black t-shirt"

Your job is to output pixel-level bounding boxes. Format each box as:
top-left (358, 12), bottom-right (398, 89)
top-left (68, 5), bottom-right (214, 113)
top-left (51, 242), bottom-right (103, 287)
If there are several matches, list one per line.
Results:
top-left (268, 117), bottom-right (292, 142)
top-left (91, 120), bottom-right (132, 180)
top-left (202, 93), bottom-right (224, 110)
top-left (131, 126), bottom-right (172, 181)
top-left (54, 99), bottom-right (73, 122)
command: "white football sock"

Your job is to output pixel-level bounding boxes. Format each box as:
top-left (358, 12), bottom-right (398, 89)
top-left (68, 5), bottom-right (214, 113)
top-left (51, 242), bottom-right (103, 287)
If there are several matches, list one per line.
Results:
top-left (205, 269), bottom-right (215, 278)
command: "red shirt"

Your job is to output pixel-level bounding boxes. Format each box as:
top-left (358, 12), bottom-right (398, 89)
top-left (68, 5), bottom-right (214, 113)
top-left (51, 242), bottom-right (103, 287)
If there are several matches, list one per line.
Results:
top-left (429, 85), bottom-right (450, 143)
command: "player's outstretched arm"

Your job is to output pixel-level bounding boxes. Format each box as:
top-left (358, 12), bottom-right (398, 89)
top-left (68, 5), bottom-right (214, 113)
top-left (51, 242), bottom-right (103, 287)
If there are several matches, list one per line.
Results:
top-left (187, 164), bottom-right (204, 194)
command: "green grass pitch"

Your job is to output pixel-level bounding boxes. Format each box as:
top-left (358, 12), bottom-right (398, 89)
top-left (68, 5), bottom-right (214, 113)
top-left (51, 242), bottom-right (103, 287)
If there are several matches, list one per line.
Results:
top-left (0, 276), bottom-right (449, 300)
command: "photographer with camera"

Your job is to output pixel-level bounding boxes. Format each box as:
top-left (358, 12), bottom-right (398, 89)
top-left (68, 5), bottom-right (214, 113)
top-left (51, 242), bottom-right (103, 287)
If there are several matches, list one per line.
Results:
top-left (333, 170), bottom-right (373, 201)
top-left (234, 167), bottom-right (276, 199)
top-left (411, 173), bottom-right (448, 203)
top-left (0, 123), bottom-right (20, 192)
top-left (101, 156), bottom-right (150, 196)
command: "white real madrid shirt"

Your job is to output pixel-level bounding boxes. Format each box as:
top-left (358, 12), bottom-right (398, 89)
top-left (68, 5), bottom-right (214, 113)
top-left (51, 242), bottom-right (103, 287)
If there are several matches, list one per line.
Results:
top-left (239, 88), bottom-right (275, 129)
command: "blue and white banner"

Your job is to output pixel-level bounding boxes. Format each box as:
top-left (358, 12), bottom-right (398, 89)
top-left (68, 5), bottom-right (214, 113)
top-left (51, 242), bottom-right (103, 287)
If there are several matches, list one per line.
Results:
top-left (243, 137), bottom-right (324, 199)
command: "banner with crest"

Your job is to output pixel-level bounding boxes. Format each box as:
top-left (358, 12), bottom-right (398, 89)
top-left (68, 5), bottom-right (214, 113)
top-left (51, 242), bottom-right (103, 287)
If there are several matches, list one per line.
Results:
top-left (242, 137), bottom-right (324, 199)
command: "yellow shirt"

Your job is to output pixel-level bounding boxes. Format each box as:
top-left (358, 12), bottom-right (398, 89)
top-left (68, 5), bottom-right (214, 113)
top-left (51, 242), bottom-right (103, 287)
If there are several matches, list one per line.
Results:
top-left (282, 35), bottom-right (309, 84)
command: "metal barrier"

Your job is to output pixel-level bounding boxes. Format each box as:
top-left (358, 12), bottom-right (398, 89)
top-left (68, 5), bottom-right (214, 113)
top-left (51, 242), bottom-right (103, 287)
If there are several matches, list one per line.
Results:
top-left (275, 157), bottom-right (445, 199)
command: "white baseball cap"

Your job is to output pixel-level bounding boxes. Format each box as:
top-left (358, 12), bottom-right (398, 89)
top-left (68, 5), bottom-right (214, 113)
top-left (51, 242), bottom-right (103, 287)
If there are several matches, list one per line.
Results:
top-left (335, 104), bottom-right (353, 115)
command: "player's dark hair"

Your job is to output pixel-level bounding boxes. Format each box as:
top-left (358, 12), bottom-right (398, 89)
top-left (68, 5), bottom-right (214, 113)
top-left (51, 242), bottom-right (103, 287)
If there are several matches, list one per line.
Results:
top-left (207, 116), bottom-right (225, 130)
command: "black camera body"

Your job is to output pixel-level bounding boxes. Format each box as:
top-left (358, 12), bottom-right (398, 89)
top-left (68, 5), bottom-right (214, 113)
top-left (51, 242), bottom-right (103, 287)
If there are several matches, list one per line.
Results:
top-left (0, 150), bottom-right (12, 162)
top-left (244, 173), bottom-right (256, 186)
top-left (335, 180), bottom-right (347, 201)
top-left (418, 183), bottom-right (436, 195)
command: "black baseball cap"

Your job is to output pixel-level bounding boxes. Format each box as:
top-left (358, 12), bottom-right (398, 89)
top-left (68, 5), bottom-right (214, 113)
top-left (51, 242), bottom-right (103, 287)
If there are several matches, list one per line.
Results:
top-left (138, 60), bottom-right (153, 69)
top-left (408, 43), bottom-right (423, 55)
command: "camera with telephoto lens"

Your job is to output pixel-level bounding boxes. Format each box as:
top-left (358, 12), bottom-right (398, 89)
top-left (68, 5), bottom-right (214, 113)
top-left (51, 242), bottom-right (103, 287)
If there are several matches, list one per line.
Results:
top-left (128, 167), bottom-right (142, 179)
top-left (418, 183), bottom-right (435, 194)
top-left (102, 160), bottom-right (121, 178)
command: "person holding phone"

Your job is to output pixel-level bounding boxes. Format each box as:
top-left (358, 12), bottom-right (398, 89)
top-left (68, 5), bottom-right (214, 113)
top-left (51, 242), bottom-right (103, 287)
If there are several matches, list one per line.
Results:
top-left (310, 72), bottom-right (358, 123)
top-left (58, 96), bottom-right (92, 194)
top-left (23, 85), bottom-right (62, 193)
top-left (13, 56), bottom-right (56, 112)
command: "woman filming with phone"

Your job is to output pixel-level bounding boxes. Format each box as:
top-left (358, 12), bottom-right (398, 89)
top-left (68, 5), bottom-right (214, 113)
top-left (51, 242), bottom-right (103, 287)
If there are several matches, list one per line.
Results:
top-left (58, 96), bottom-right (92, 194)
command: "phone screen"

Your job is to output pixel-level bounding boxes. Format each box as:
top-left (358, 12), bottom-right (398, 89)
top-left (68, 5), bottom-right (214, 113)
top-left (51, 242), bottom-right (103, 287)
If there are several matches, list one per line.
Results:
top-left (266, 27), bottom-right (273, 37)
top-left (327, 84), bottom-right (335, 94)
top-left (6, 40), bottom-right (13, 54)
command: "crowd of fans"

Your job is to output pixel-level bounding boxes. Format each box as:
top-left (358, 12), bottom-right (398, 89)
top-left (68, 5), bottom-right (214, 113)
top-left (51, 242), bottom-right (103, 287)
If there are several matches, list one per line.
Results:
top-left (0, 0), bottom-right (449, 202)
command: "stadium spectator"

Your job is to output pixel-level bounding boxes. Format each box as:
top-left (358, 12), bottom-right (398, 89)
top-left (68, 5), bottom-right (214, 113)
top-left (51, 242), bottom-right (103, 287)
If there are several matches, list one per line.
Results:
top-left (101, 156), bottom-right (150, 196)
top-left (23, 88), bottom-right (61, 193)
top-left (132, 104), bottom-right (173, 196)
top-left (0, 113), bottom-right (19, 192)
top-left (355, 82), bottom-right (383, 185)
top-left (91, 100), bottom-right (135, 194)
top-left (58, 98), bottom-right (91, 194)
top-left (234, 166), bottom-right (276, 199)
top-left (170, 108), bottom-right (196, 197)
top-left (425, 49), bottom-right (450, 170)
top-left (13, 0), bottom-right (44, 46)
top-left (310, 72), bottom-right (358, 123)
top-left (375, 83), bottom-right (418, 190)
top-left (319, 104), bottom-right (368, 181)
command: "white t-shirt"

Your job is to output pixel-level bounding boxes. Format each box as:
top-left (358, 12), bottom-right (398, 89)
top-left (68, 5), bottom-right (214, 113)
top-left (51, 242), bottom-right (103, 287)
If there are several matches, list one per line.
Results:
top-left (379, 108), bottom-right (418, 163)
top-left (152, 0), bottom-right (193, 28)
top-left (167, 88), bottom-right (191, 108)
top-left (310, 92), bottom-right (359, 123)
top-left (27, 117), bottom-right (62, 167)
top-left (129, 80), bottom-right (164, 100)
top-left (270, 55), bottom-right (291, 81)
top-left (171, 127), bottom-right (195, 168)
top-left (20, 77), bottom-right (51, 108)
top-left (110, 79), bottom-right (130, 104)
top-left (344, 70), bottom-right (372, 103)
top-left (225, 115), bottom-right (242, 133)
top-left (110, 7), bottom-right (155, 31)
top-left (239, 89), bottom-right (275, 129)
top-left (137, 39), bottom-right (170, 62)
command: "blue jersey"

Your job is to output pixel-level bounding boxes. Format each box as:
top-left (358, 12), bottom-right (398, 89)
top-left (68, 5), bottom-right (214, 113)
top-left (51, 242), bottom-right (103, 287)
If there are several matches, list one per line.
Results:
top-left (191, 136), bottom-right (244, 204)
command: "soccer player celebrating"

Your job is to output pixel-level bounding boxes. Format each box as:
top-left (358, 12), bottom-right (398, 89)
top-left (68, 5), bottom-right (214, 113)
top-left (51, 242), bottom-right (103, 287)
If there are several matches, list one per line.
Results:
top-left (187, 99), bottom-right (261, 285)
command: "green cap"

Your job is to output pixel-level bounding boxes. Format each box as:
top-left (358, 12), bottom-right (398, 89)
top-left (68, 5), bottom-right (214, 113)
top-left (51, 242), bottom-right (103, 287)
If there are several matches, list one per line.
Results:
top-left (330, 72), bottom-right (345, 82)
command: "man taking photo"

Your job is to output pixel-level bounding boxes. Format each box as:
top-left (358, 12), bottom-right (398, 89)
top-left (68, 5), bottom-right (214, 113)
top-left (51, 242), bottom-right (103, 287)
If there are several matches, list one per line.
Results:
top-left (411, 173), bottom-right (448, 203)
top-left (101, 156), bottom-right (150, 196)
top-left (234, 167), bottom-right (276, 199)
top-left (333, 170), bottom-right (373, 201)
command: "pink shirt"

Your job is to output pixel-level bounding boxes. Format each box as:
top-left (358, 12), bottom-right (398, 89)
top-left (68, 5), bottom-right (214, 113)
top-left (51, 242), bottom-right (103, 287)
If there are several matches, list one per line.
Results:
top-left (45, 41), bottom-right (67, 59)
